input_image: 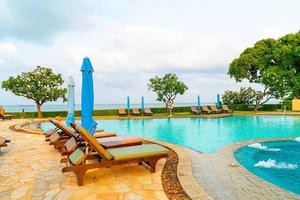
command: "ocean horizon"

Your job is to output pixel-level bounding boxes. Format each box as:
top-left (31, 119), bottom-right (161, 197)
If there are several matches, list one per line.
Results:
top-left (3, 102), bottom-right (214, 113)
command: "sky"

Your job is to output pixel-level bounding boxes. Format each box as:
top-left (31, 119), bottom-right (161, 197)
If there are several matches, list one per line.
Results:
top-left (0, 0), bottom-right (299, 105)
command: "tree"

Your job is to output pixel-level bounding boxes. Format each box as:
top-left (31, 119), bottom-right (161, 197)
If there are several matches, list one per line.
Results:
top-left (222, 87), bottom-right (256, 105)
top-left (148, 73), bottom-right (188, 116)
top-left (2, 66), bottom-right (67, 118)
top-left (228, 31), bottom-right (300, 111)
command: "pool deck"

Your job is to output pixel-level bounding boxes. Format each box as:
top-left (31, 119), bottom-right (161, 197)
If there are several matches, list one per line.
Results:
top-left (190, 138), bottom-right (300, 200)
top-left (0, 119), bottom-right (212, 200)
top-left (0, 119), bottom-right (170, 200)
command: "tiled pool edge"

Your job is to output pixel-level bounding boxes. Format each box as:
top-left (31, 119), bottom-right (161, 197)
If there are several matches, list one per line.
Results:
top-left (190, 137), bottom-right (300, 200)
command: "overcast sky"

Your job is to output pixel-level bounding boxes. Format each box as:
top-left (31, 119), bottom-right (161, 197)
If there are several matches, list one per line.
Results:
top-left (0, 0), bottom-right (299, 105)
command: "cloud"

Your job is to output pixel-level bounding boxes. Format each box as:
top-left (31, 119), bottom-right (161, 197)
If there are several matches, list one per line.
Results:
top-left (0, 0), bottom-right (105, 43)
top-left (0, 0), bottom-right (299, 105)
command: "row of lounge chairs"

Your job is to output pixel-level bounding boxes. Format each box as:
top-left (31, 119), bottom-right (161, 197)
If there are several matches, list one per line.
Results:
top-left (0, 107), bottom-right (12, 120)
top-left (190, 104), bottom-right (232, 115)
top-left (118, 108), bottom-right (153, 116)
top-left (44, 119), bottom-right (169, 186)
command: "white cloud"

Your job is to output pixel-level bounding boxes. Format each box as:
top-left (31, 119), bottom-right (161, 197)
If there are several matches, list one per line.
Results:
top-left (0, 0), bottom-right (299, 105)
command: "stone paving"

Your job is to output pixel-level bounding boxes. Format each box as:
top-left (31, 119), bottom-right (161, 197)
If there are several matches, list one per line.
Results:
top-left (190, 139), bottom-right (300, 200)
top-left (0, 119), bottom-right (168, 200)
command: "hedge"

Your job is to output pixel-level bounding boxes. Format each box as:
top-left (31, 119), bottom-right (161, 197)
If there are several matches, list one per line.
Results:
top-left (6, 104), bottom-right (286, 119)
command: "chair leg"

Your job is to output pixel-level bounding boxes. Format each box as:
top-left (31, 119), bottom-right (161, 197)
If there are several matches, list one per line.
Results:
top-left (60, 158), bottom-right (68, 163)
top-left (148, 158), bottom-right (159, 173)
top-left (74, 169), bottom-right (87, 186)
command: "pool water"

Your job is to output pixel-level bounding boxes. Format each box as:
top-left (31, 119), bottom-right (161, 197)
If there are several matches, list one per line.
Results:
top-left (41, 116), bottom-right (300, 153)
top-left (235, 140), bottom-right (300, 195)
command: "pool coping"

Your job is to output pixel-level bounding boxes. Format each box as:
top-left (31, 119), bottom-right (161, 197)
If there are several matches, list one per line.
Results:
top-left (190, 137), bottom-right (300, 200)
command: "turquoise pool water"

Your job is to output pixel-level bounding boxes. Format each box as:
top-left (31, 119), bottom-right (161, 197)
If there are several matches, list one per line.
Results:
top-left (235, 140), bottom-right (300, 195)
top-left (41, 116), bottom-right (300, 153)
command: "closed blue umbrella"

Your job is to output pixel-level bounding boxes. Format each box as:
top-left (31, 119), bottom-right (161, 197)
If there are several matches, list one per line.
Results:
top-left (66, 76), bottom-right (75, 127)
top-left (81, 57), bottom-right (97, 135)
top-left (216, 93), bottom-right (221, 109)
top-left (197, 95), bottom-right (201, 110)
top-left (141, 96), bottom-right (145, 112)
top-left (127, 96), bottom-right (130, 114)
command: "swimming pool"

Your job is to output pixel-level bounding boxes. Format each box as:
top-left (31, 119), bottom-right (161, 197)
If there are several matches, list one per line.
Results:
top-left (235, 140), bottom-right (300, 195)
top-left (42, 116), bottom-right (300, 153)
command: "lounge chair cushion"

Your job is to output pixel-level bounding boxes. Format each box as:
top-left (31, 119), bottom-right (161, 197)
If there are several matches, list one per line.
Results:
top-left (49, 132), bottom-right (60, 142)
top-left (0, 137), bottom-right (6, 146)
top-left (107, 144), bottom-right (169, 160)
top-left (69, 148), bottom-right (86, 165)
top-left (93, 132), bottom-right (116, 138)
top-left (97, 136), bottom-right (143, 148)
top-left (65, 137), bottom-right (78, 152)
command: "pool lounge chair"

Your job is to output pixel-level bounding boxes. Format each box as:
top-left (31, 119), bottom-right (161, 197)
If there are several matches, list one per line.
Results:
top-left (201, 106), bottom-right (212, 114)
top-left (118, 108), bottom-right (127, 116)
top-left (0, 136), bottom-right (10, 150)
top-left (143, 108), bottom-right (153, 116)
top-left (210, 105), bottom-right (222, 114)
top-left (56, 122), bottom-right (142, 155)
top-left (0, 107), bottom-right (12, 120)
top-left (132, 108), bottom-right (141, 116)
top-left (190, 106), bottom-right (201, 115)
top-left (50, 119), bottom-right (116, 139)
top-left (62, 124), bottom-right (169, 186)
top-left (59, 134), bottom-right (144, 157)
top-left (222, 104), bottom-right (233, 113)
top-left (47, 120), bottom-right (117, 148)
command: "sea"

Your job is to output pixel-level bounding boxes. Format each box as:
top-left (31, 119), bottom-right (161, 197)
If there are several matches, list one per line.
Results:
top-left (2, 102), bottom-right (202, 113)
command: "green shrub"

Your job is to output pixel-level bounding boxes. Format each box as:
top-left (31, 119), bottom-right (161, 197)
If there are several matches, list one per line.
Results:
top-left (282, 100), bottom-right (292, 110)
top-left (6, 104), bottom-right (284, 119)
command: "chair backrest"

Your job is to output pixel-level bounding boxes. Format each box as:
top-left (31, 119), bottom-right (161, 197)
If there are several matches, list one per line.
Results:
top-left (0, 107), bottom-right (4, 117)
top-left (133, 108), bottom-right (140, 113)
top-left (50, 120), bottom-right (75, 137)
top-left (202, 106), bottom-right (210, 111)
top-left (222, 104), bottom-right (229, 111)
top-left (118, 108), bottom-right (126, 114)
top-left (144, 108), bottom-right (152, 113)
top-left (72, 123), bottom-right (113, 160)
top-left (191, 106), bottom-right (198, 112)
top-left (210, 105), bottom-right (218, 111)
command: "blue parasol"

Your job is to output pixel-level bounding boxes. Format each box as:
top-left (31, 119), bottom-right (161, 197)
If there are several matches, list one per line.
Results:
top-left (127, 96), bottom-right (130, 115)
top-left (197, 95), bottom-right (201, 110)
top-left (81, 57), bottom-right (97, 135)
top-left (141, 96), bottom-right (145, 112)
top-left (216, 93), bottom-right (221, 109)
